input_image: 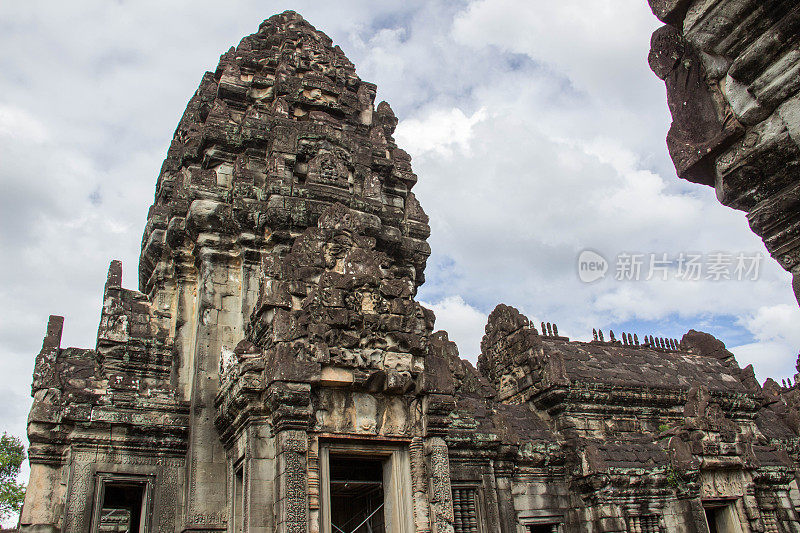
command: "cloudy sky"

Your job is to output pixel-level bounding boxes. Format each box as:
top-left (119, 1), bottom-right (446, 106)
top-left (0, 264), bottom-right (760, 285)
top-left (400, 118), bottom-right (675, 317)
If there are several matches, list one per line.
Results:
top-left (1, 0), bottom-right (798, 488)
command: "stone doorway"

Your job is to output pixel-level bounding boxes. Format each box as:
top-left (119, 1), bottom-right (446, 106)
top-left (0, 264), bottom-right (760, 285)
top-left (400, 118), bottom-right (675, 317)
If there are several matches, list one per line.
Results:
top-left (703, 501), bottom-right (743, 533)
top-left (319, 441), bottom-right (413, 533)
top-left (329, 456), bottom-right (386, 533)
top-left (91, 474), bottom-right (152, 533)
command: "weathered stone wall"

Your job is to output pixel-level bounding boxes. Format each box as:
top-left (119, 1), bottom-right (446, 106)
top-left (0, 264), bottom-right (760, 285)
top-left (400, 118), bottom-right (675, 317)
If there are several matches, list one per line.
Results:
top-left (647, 0), bottom-right (800, 306)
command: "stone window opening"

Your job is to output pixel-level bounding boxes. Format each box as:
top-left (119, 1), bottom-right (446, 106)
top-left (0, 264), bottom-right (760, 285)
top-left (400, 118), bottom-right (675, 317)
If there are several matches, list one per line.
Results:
top-left (319, 442), bottom-right (413, 533)
top-left (91, 474), bottom-right (153, 533)
top-left (451, 485), bottom-right (486, 533)
top-left (703, 500), bottom-right (744, 533)
top-left (761, 509), bottom-right (779, 533)
top-left (627, 514), bottom-right (663, 533)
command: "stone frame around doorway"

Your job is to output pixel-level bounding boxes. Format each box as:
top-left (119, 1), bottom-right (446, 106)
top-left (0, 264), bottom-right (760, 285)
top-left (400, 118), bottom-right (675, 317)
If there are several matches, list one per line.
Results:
top-left (90, 472), bottom-right (155, 533)
top-left (319, 441), bottom-right (414, 533)
top-left (702, 499), bottom-right (745, 533)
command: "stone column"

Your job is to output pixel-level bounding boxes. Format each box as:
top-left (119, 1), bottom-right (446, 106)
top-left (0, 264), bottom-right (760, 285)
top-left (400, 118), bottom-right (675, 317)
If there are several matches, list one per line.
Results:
top-left (247, 423), bottom-right (277, 533)
top-left (184, 243), bottom-right (242, 531)
top-left (410, 437), bottom-right (432, 533)
top-left (171, 253), bottom-right (199, 400)
top-left (492, 460), bottom-right (518, 533)
top-left (425, 437), bottom-right (454, 533)
top-left (275, 430), bottom-right (309, 533)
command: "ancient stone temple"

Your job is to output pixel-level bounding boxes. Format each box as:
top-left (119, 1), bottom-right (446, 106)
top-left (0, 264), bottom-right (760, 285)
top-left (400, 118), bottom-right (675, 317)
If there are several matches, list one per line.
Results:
top-left (20, 10), bottom-right (800, 533)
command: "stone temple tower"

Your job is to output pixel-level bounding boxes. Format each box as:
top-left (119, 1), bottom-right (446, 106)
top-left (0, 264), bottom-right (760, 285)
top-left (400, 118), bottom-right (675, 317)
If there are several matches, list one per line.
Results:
top-left (23, 10), bottom-right (432, 533)
top-left (20, 10), bottom-right (800, 533)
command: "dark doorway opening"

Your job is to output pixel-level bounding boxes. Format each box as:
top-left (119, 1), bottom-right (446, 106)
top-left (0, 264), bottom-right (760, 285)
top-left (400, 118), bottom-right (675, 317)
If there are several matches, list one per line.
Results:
top-left (99, 482), bottom-right (145, 533)
top-left (329, 456), bottom-right (385, 533)
top-left (233, 463), bottom-right (244, 533)
top-left (528, 525), bottom-right (558, 533)
top-left (703, 501), bottom-right (742, 533)
top-left (705, 507), bottom-right (719, 533)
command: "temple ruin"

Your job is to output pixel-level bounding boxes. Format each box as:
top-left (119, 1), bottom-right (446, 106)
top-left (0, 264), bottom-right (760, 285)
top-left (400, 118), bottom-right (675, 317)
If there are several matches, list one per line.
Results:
top-left (20, 8), bottom-right (800, 533)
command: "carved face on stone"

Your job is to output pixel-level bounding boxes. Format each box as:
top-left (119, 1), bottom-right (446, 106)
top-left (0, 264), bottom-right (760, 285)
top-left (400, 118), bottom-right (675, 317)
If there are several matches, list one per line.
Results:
top-left (308, 152), bottom-right (347, 187)
top-left (322, 233), bottom-right (354, 271)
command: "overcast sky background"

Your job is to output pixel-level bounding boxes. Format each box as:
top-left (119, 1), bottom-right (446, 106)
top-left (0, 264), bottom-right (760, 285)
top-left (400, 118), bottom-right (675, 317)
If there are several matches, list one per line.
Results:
top-left (1, 0), bottom-right (799, 496)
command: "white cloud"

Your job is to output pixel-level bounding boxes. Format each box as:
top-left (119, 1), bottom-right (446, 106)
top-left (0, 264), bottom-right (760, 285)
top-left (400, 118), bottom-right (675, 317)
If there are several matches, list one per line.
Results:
top-left (420, 295), bottom-right (488, 363)
top-left (452, 0), bottom-right (661, 104)
top-left (732, 305), bottom-right (800, 382)
top-left (396, 107), bottom-right (487, 157)
top-left (0, 104), bottom-right (48, 143)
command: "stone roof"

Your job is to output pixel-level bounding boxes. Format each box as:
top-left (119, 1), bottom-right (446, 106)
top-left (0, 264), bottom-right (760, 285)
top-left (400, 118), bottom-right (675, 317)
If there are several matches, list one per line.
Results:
top-left (542, 339), bottom-right (749, 393)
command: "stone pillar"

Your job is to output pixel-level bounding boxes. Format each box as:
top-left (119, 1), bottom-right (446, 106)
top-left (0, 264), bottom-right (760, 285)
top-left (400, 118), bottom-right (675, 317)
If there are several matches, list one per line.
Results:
top-left (275, 430), bottom-right (309, 533)
top-left (410, 437), bottom-right (432, 533)
top-left (307, 437), bottom-right (321, 533)
top-left (172, 254), bottom-right (199, 399)
top-left (493, 460), bottom-right (518, 533)
top-left (425, 437), bottom-right (454, 533)
top-left (689, 499), bottom-right (711, 533)
top-left (184, 244), bottom-right (242, 531)
top-left (592, 504), bottom-right (626, 533)
top-left (18, 462), bottom-right (65, 533)
top-left (247, 424), bottom-right (276, 533)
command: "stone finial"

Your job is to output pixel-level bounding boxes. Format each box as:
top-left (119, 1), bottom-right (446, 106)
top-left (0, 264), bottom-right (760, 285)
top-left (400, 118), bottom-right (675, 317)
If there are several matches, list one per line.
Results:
top-left (43, 315), bottom-right (64, 351)
top-left (622, 333), bottom-right (628, 346)
top-left (634, 333), bottom-right (639, 345)
top-left (32, 315), bottom-right (64, 393)
top-left (609, 330), bottom-right (616, 342)
top-left (592, 328), bottom-right (598, 341)
top-left (552, 324), bottom-right (558, 337)
top-left (546, 322), bottom-right (553, 336)
top-left (376, 101), bottom-right (398, 135)
top-left (105, 260), bottom-right (123, 293)
top-left (599, 330), bottom-right (604, 342)
top-left (541, 322), bottom-right (547, 336)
